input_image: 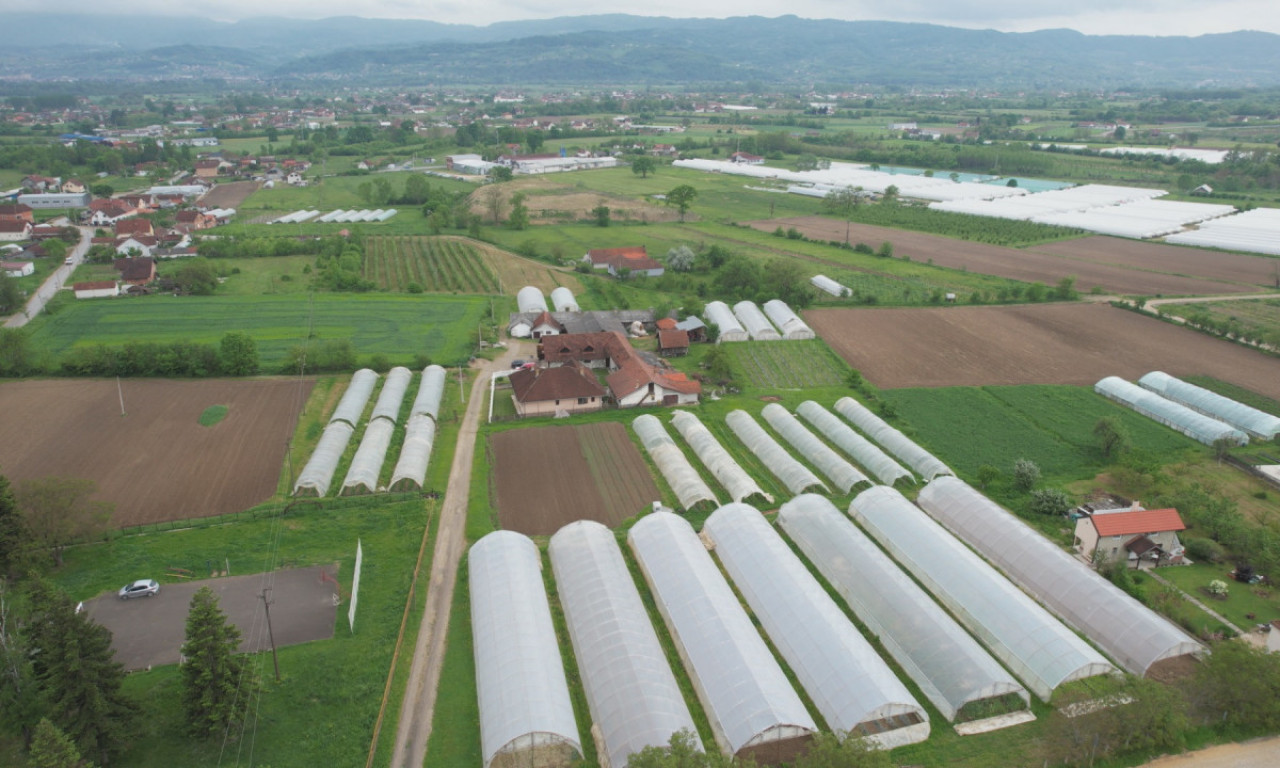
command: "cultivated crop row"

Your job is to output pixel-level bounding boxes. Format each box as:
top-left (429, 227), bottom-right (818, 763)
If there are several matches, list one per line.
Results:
top-left (364, 236), bottom-right (501, 293)
top-left (727, 341), bottom-right (846, 389)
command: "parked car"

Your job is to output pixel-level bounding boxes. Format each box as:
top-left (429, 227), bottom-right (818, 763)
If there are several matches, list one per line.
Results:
top-left (510, 359), bottom-right (527, 369)
top-left (118, 579), bottom-right (160, 599)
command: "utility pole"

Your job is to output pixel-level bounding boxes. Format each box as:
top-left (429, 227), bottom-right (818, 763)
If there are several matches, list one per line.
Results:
top-left (260, 588), bottom-right (281, 682)
top-left (116, 376), bottom-right (126, 417)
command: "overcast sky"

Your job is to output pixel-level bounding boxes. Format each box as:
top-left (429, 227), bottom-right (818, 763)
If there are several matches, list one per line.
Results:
top-left (42, 1), bottom-right (1280, 37)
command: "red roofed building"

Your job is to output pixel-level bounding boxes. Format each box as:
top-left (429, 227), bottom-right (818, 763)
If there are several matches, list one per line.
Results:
top-left (1075, 506), bottom-right (1187, 567)
top-left (114, 218), bottom-right (154, 238)
top-left (582, 246), bottom-right (665, 278)
top-left (509, 361), bottom-right (605, 417)
top-left (657, 329), bottom-right (690, 357)
top-left (0, 204), bottom-right (33, 224)
top-left (538, 330), bottom-right (700, 408)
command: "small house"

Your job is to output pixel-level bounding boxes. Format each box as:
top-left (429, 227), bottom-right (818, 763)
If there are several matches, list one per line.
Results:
top-left (657, 329), bottom-right (690, 357)
top-left (2, 260), bottom-right (34, 278)
top-left (0, 221), bottom-right (32, 242)
top-left (510, 361), bottom-right (606, 417)
top-left (73, 280), bottom-right (119, 299)
top-left (1074, 506), bottom-right (1186, 567)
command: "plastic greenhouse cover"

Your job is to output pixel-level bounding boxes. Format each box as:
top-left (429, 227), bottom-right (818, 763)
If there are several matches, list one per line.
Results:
top-left (293, 421), bottom-right (354, 497)
top-left (550, 286), bottom-right (580, 312)
top-left (549, 521), bottom-right (701, 768)
top-left (704, 301), bottom-right (748, 342)
top-left (1139, 371), bottom-right (1280, 440)
top-left (670, 411), bottom-right (768, 503)
top-left (810, 274), bottom-right (849, 297)
top-left (725, 410), bottom-right (826, 495)
top-left (389, 414), bottom-right (437, 490)
top-left (470, 531), bottom-right (581, 768)
top-left (917, 477), bottom-right (1202, 675)
top-left (732, 301), bottom-right (781, 341)
top-left (762, 300), bottom-right (815, 340)
top-left (369, 367), bottom-right (412, 424)
top-left (412, 365), bottom-right (447, 420)
top-left (341, 418), bottom-right (395, 494)
top-left (762, 404), bottom-right (868, 494)
top-left (1094, 377), bottom-right (1248, 446)
top-left (517, 285), bottom-right (548, 315)
top-left (849, 486), bottom-right (1113, 700)
top-left (629, 512), bottom-right (816, 754)
top-left (330, 369), bottom-right (378, 427)
top-left (704, 503), bottom-right (927, 742)
top-left (778, 494), bottom-right (1028, 721)
top-left (796, 401), bottom-right (913, 486)
top-left (833, 397), bottom-right (953, 481)
top-left (633, 414), bottom-right (719, 510)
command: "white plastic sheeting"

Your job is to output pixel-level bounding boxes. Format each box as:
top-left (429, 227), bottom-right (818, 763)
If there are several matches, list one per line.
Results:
top-left (1165, 207), bottom-right (1280, 256)
top-left (778, 495), bottom-right (1028, 722)
top-left (732, 301), bottom-right (781, 341)
top-left (330, 369), bottom-right (379, 427)
top-left (628, 512), bottom-right (816, 755)
top-left (810, 274), bottom-right (850, 297)
top-left (705, 503), bottom-right (929, 747)
top-left (470, 532), bottom-right (582, 768)
top-left (633, 414), bottom-right (718, 510)
top-left (670, 411), bottom-right (768, 503)
top-left (517, 285), bottom-right (548, 315)
top-left (834, 397), bottom-right (953, 481)
top-left (762, 300), bottom-right (815, 340)
top-left (413, 365), bottom-right (447, 420)
top-left (1139, 371), bottom-right (1280, 440)
top-left (917, 477), bottom-right (1202, 676)
top-left (796, 401), bottom-right (913, 486)
top-left (1094, 376), bottom-right (1248, 446)
top-left (1031, 199), bottom-right (1236, 239)
top-left (761, 404), bottom-right (868, 494)
top-left (930, 184), bottom-right (1165, 222)
top-left (550, 286), bottom-right (580, 312)
top-left (549, 521), bottom-right (701, 768)
top-left (293, 421), bottom-right (354, 497)
top-left (390, 414), bottom-right (437, 491)
top-left (341, 418), bottom-right (394, 495)
top-left (704, 301), bottom-right (749, 342)
top-left (850, 486), bottom-right (1114, 700)
top-left (725, 410), bottom-right (826, 495)
top-left (370, 366), bottom-right (412, 423)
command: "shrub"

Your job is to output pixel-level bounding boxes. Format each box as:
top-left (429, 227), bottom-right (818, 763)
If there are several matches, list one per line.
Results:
top-left (1029, 488), bottom-right (1072, 516)
top-left (1208, 579), bottom-right (1229, 596)
top-left (1186, 537), bottom-right (1225, 564)
top-left (1013, 458), bottom-right (1040, 491)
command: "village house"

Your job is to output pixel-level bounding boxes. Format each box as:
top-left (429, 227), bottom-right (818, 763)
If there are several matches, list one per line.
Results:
top-left (88, 200), bottom-right (136, 226)
top-left (0, 221), bottom-right (33, 242)
top-left (1074, 504), bottom-right (1187, 568)
top-left (194, 159), bottom-right (222, 178)
top-left (537, 330), bottom-right (701, 408)
top-left (0, 204), bottom-right (33, 224)
top-left (509, 361), bottom-right (606, 417)
top-left (729, 151), bottom-right (765, 165)
top-left (582, 246), bottom-right (665, 278)
top-left (115, 256), bottom-right (156, 285)
top-left (2, 260), bottom-right (34, 278)
top-left (174, 210), bottom-right (216, 231)
top-left (73, 280), bottom-right (119, 299)
top-left (657, 328), bottom-right (691, 357)
top-left (114, 218), bottom-right (154, 239)
top-left (61, 178), bottom-right (87, 194)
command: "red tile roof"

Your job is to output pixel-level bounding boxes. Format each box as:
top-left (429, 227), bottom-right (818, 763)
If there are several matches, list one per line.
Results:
top-left (658, 329), bottom-right (690, 349)
top-left (1091, 508), bottom-right (1186, 537)
top-left (510, 361), bottom-right (604, 403)
top-left (655, 317), bottom-right (678, 331)
top-left (74, 280), bottom-right (117, 291)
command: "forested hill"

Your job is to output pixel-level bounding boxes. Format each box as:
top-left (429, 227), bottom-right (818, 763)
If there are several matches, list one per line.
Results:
top-left (7, 13), bottom-right (1280, 88)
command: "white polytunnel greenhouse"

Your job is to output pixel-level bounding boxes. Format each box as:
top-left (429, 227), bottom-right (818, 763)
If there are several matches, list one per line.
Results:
top-left (549, 521), bottom-right (702, 768)
top-left (633, 414), bottom-right (719, 510)
top-left (762, 300), bottom-right (815, 340)
top-left (916, 477), bottom-right (1203, 676)
top-left (1094, 376), bottom-right (1248, 446)
top-left (1138, 371), bottom-right (1280, 441)
top-left (389, 414), bottom-right (437, 491)
top-left (370, 366), bottom-right (412, 423)
top-left (550, 286), bottom-right (580, 312)
top-left (796, 401), bottom-right (913, 486)
top-left (810, 274), bottom-right (850, 297)
top-left (517, 285), bottom-right (548, 315)
top-left (340, 418), bottom-right (395, 495)
top-left (777, 495), bottom-right (1029, 723)
top-left (670, 411), bottom-right (769, 503)
top-left (761, 404), bottom-right (869, 494)
top-left (833, 397), bottom-right (953, 481)
top-left (704, 301), bottom-right (749, 342)
top-left (412, 365), bottom-right (447, 420)
top-left (849, 486), bottom-right (1114, 700)
top-left (329, 368), bottom-right (378, 427)
top-left (725, 410), bottom-right (826, 495)
top-left (628, 512), bottom-right (817, 761)
top-left (704, 503), bottom-right (929, 748)
top-left (470, 531), bottom-right (582, 768)
top-left (292, 421), bottom-right (354, 497)
top-left (732, 301), bottom-right (782, 341)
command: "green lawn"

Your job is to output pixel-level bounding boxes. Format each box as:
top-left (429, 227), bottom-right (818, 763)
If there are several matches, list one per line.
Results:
top-left (1157, 562), bottom-right (1280, 628)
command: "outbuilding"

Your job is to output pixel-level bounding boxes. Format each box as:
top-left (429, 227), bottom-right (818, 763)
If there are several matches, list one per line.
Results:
top-left (73, 280), bottom-right (119, 299)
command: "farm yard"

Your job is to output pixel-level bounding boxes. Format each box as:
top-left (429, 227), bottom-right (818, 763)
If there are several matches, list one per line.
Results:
top-left (721, 340), bottom-right (848, 389)
top-left (490, 422), bottom-right (660, 535)
top-left (364, 236), bottom-right (501, 293)
top-left (805, 303), bottom-right (1280, 399)
top-left (0, 377), bottom-right (310, 526)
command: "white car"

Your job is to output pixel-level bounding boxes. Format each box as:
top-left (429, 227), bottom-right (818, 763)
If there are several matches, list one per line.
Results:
top-left (118, 579), bottom-right (160, 599)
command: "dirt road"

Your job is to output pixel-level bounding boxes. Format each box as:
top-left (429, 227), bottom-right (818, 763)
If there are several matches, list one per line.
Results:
top-left (1140, 736), bottom-right (1280, 767)
top-left (4, 226), bottom-right (91, 328)
top-left (389, 343), bottom-right (528, 768)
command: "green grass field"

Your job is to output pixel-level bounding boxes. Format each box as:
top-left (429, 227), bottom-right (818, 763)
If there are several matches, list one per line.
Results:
top-left (722, 340), bottom-right (848, 389)
top-left (365, 236), bottom-right (501, 293)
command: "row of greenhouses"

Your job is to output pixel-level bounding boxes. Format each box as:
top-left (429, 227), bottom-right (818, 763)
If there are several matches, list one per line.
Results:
top-left (1164, 206), bottom-right (1280, 256)
top-left (703, 299), bottom-right (814, 342)
top-left (1138, 371), bottom-right (1280, 440)
top-left (1095, 376), bottom-right (1249, 446)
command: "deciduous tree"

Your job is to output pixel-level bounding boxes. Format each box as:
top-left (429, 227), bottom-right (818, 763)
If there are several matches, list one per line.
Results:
top-left (793, 731), bottom-right (891, 768)
top-left (219, 332), bottom-right (259, 377)
top-left (823, 186), bottom-right (862, 244)
top-left (1093, 417), bottom-right (1130, 459)
top-left (665, 184), bottom-right (697, 222)
top-left (181, 587), bottom-right (253, 739)
top-left (630, 156), bottom-right (656, 178)
top-left (15, 478), bottom-right (111, 568)
top-left (1012, 458), bottom-right (1040, 492)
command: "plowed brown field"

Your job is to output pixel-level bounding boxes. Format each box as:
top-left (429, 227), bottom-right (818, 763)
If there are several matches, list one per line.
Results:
top-left (0, 378), bottom-right (310, 526)
top-left (1029, 236), bottom-right (1280, 289)
top-left (805, 303), bottom-right (1280, 398)
top-left (492, 421), bottom-right (659, 535)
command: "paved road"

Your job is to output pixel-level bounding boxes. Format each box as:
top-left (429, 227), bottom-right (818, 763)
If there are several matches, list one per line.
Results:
top-left (4, 225), bottom-right (92, 328)
top-left (1140, 736), bottom-right (1280, 767)
top-left (389, 344), bottom-right (528, 768)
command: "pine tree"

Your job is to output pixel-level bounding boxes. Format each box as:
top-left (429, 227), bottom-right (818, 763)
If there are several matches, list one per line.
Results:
top-left (29, 718), bottom-right (93, 768)
top-left (181, 587), bottom-right (252, 739)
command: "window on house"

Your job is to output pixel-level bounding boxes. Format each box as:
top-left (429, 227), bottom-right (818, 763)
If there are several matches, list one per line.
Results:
top-left (578, 397), bottom-right (588, 404)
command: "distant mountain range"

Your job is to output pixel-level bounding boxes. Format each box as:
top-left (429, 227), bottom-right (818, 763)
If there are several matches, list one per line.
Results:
top-left (5, 13), bottom-right (1280, 88)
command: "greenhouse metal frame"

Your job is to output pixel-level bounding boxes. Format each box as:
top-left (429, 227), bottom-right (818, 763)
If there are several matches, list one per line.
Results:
top-left (796, 401), bottom-right (913, 485)
top-left (850, 486), bottom-right (1114, 700)
top-left (629, 512), bottom-right (816, 758)
top-left (292, 421), bottom-right (354, 497)
top-left (340, 418), bottom-right (395, 495)
top-left (1094, 376), bottom-right (1248, 446)
top-left (704, 301), bottom-right (749, 342)
top-left (1138, 371), bottom-right (1280, 440)
top-left (834, 397), bottom-right (953, 481)
top-left (549, 521), bottom-right (701, 768)
top-left (470, 531), bottom-right (582, 768)
top-left (732, 300), bottom-right (782, 341)
top-left (389, 413), bottom-right (437, 491)
top-left (762, 404), bottom-right (869, 494)
top-left (633, 414), bottom-right (719, 510)
top-left (762, 300), bottom-right (815, 340)
top-left (778, 494), bottom-right (1029, 722)
top-left (725, 410), bottom-right (826, 495)
top-left (670, 411), bottom-right (768, 503)
top-left (705, 503), bottom-right (929, 748)
top-left (517, 285), bottom-right (549, 315)
top-left (329, 368), bottom-right (379, 427)
top-left (917, 477), bottom-right (1202, 675)
top-left (412, 365), bottom-right (447, 420)
top-left (550, 286), bottom-right (580, 313)
top-left (370, 366), bottom-right (412, 423)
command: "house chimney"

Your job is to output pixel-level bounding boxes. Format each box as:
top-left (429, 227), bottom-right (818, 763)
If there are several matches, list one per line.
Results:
top-left (1131, 500), bottom-right (1142, 511)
